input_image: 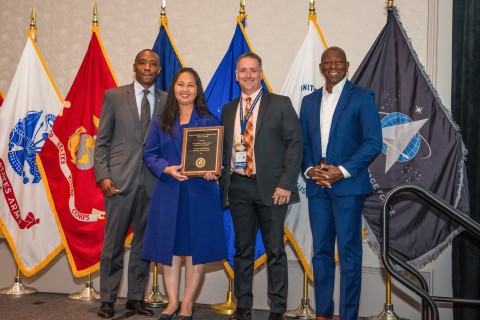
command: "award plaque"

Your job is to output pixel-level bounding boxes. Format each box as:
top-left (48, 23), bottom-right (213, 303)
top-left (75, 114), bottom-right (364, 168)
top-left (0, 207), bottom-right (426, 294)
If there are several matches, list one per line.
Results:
top-left (180, 126), bottom-right (224, 177)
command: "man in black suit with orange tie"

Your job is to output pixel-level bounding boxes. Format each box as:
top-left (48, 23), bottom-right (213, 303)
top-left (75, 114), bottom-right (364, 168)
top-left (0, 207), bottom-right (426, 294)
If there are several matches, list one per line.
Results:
top-left (220, 52), bottom-right (303, 320)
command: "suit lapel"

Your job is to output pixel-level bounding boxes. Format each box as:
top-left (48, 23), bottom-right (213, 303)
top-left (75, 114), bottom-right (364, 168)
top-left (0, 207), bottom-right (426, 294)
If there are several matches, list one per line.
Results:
top-left (224, 99), bottom-right (239, 153)
top-left (329, 80), bottom-right (353, 138)
top-left (312, 90), bottom-right (322, 155)
top-left (126, 83), bottom-right (142, 138)
top-left (255, 91), bottom-right (269, 136)
top-left (153, 88), bottom-right (165, 118)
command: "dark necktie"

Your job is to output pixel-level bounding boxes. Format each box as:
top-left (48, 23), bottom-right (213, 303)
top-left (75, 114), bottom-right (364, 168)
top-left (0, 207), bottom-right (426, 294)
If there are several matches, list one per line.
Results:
top-left (140, 89), bottom-right (151, 138)
top-left (243, 96), bottom-right (254, 177)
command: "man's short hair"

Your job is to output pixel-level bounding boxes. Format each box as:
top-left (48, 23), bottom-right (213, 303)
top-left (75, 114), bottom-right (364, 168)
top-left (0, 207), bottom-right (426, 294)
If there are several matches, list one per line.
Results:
top-left (236, 52), bottom-right (262, 70)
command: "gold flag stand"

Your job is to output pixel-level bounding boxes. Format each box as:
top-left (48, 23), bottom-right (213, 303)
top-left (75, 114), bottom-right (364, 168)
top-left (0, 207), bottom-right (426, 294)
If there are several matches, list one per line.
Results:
top-left (68, 273), bottom-right (100, 300)
top-left (144, 263), bottom-right (169, 307)
top-left (211, 277), bottom-right (236, 315)
top-left (284, 271), bottom-right (315, 319)
top-left (367, 273), bottom-right (408, 320)
top-left (0, 267), bottom-right (37, 295)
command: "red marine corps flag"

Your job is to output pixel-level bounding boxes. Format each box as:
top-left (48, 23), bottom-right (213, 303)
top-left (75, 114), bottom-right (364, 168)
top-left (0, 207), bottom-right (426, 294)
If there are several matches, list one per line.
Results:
top-left (38, 25), bottom-right (117, 276)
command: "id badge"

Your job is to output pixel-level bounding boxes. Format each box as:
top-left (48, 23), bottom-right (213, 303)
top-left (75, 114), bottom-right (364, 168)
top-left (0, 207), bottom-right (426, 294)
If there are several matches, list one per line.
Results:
top-left (234, 141), bottom-right (247, 169)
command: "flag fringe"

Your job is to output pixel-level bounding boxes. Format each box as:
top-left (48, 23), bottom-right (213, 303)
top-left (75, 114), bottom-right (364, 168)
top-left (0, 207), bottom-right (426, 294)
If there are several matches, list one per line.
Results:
top-left (26, 32), bottom-right (64, 103)
top-left (0, 223), bottom-right (64, 277)
top-left (236, 16), bottom-right (274, 93)
top-left (309, 15), bottom-right (328, 49)
top-left (284, 226), bottom-right (314, 281)
top-left (93, 30), bottom-right (119, 86)
top-left (161, 18), bottom-right (186, 68)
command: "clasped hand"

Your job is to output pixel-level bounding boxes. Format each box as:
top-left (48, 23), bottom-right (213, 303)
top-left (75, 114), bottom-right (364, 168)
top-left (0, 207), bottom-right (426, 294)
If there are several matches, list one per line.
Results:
top-left (308, 163), bottom-right (344, 188)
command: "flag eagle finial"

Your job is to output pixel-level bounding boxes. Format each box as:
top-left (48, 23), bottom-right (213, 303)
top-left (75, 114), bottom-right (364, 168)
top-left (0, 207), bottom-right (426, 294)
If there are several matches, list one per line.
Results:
top-left (29, 4), bottom-right (37, 39)
top-left (309, 0), bottom-right (316, 16)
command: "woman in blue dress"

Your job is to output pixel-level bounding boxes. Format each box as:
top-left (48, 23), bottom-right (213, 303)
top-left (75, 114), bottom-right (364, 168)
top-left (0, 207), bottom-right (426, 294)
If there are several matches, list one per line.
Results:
top-left (142, 68), bottom-right (227, 320)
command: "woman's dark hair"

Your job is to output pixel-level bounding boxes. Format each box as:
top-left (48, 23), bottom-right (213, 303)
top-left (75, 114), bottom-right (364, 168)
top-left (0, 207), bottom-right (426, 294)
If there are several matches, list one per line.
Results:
top-left (160, 67), bottom-right (212, 136)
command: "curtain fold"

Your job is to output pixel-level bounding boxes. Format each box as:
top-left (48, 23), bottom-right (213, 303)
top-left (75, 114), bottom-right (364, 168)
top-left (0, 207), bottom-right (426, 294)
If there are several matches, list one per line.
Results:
top-left (451, 1), bottom-right (480, 319)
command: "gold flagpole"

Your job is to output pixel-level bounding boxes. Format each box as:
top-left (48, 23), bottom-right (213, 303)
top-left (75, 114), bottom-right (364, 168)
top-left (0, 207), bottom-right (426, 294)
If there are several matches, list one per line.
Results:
top-left (143, 3), bottom-right (170, 308)
top-left (210, 0), bottom-right (250, 315)
top-left (144, 262), bottom-right (168, 307)
top-left (67, 2), bottom-right (102, 301)
top-left (284, 5), bottom-right (317, 318)
top-left (366, 3), bottom-right (407, 318)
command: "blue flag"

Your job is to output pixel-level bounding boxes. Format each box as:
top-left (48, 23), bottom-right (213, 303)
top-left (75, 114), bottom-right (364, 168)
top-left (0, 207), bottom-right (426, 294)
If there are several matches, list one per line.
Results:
top-left (205, 17), bottom-right (269, 277)
top-left (351, 7), bottom-right (469, 268)
top-left (153, 17), bottom-right (184, 91)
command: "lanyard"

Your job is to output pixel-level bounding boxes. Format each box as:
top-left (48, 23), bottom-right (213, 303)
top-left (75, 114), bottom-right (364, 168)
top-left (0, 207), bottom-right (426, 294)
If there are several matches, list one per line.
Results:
top-left (239, 89), bottom-right (263, 135)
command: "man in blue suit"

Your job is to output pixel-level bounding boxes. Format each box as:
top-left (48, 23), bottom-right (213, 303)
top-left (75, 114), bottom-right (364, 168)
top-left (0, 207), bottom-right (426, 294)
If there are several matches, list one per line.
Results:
top-left (300, 46), bottom-right (382, 320)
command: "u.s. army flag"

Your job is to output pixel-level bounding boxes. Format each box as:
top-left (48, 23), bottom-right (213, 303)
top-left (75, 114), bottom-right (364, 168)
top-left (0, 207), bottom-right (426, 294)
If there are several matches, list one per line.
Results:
top-left (0, 32), bottom-right (63, 276)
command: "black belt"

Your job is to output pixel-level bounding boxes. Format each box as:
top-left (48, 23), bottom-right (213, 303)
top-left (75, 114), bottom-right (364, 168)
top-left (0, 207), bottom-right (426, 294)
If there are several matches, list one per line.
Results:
top-left (231, 172), bottom-right (256, 180)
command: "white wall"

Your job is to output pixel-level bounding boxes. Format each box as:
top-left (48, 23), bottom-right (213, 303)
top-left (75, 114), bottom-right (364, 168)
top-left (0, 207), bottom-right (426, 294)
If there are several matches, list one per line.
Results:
top-left (0, 0), bottom-right (454, 319)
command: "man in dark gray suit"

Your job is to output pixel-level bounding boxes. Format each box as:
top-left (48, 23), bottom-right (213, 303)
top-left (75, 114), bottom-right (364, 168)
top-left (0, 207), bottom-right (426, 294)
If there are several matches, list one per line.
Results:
top-left (94, 49), bottom-right (166, 318)
top-left (220, 52), bottom-right (303, 320)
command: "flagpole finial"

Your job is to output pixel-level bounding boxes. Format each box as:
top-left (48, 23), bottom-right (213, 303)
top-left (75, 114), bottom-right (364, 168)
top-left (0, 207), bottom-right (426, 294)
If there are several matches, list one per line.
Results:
top-left (387, 0), bottom-right (394, 7)
top-left (29, 4), bottom-right (37, 39)
top-left (159, 0), bottom-right (168, 26)
top-left (239, 0), bottom-right (246, 18)
top-left (160, 5), bottom-right (166, 18)
top-left (309, 0), bottom-right (316, 16)
top-left (92, 1), bottom-right (99, 26)
top-left (92, 1), bottom-right (99, 30)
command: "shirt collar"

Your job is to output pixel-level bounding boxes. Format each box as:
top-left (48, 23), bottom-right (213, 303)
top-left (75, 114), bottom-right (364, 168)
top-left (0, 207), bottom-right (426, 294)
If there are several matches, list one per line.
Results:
top-left (134, 80), bottom-right (155, 97)
top-left (322, 77), bottom-right (347, 96)
top-left (241, 87), bottom-right (262, 101)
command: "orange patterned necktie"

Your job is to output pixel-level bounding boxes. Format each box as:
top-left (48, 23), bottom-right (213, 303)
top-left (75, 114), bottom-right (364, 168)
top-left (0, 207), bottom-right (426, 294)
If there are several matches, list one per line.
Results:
top-left (243, 96), bottom-right (254, 176)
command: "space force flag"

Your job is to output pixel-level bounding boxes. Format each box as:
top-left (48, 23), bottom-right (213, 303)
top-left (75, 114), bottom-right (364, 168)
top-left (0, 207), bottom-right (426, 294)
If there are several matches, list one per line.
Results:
top-left (205, 16), bottom-right (271, 277)
top-left (37, 29), bottom-right (118, 277)
top-left (0, 32), bottom-right (63, 276)
top-left (351, 7), bottom-right (469, 267)
top-left (153, 15), bottom-right (184, 91)
top-left (280, 14), bottom-right (327, 281)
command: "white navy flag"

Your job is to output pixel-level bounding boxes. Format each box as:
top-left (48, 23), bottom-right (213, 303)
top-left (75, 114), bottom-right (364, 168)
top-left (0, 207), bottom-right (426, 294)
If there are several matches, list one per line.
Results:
top-left (280, 17), bottom-right (326, 280)
top-left (351, 7), bottom-right (469, 267)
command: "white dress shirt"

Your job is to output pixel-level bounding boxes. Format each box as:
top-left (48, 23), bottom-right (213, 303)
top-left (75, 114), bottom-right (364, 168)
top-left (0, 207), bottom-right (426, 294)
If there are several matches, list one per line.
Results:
top-left (305, 78), bottom-right (350, 178)
top-left (134, 80), bottom-right (155, 118)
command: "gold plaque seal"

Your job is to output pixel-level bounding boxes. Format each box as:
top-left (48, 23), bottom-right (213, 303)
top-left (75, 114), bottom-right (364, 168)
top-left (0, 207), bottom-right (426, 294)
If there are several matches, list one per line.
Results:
top-left (196, 157), bottom-right (206, 168)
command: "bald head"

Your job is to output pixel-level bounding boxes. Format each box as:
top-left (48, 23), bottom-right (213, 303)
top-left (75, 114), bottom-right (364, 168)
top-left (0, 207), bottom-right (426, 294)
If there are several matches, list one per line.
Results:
top-left (321, 46), bottom-right (347, 63)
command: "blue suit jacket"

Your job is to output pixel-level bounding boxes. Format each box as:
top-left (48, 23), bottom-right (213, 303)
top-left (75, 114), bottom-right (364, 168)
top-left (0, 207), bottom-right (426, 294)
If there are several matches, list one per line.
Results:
top-left (300, 80), bottom-right (382, 197)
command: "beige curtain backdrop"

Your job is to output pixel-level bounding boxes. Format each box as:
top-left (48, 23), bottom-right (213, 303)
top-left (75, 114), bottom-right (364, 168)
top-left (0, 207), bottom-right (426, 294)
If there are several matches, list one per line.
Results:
top-left (1, 1), bottom-right (430, 100)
